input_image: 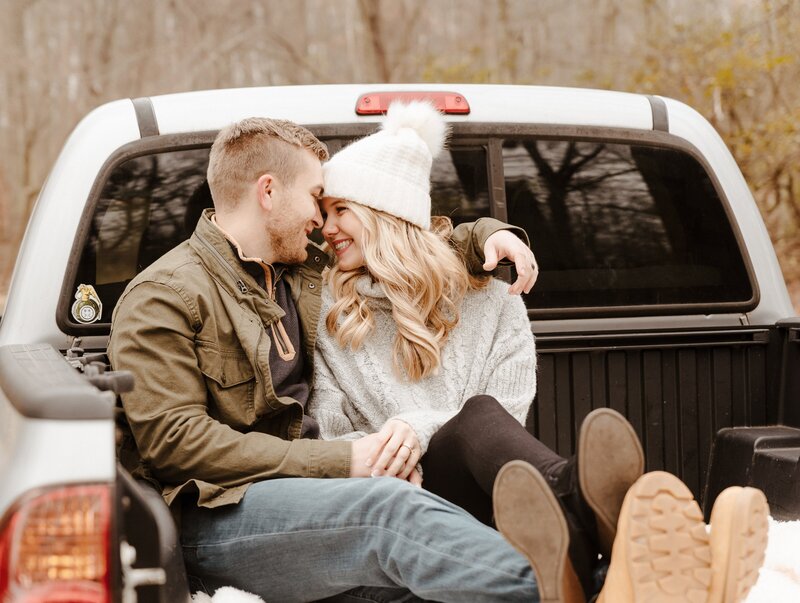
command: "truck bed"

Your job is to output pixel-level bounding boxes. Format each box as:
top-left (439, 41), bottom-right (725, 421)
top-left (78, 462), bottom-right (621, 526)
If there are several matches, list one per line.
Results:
top-left (532, 324), bottom-right (799, 500)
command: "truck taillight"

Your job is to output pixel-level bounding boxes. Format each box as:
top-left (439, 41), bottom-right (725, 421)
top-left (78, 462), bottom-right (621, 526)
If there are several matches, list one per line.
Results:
top-left (0, 485), bottom-right (111, 603)
top-left (355, 91), bottom-right (470, 115)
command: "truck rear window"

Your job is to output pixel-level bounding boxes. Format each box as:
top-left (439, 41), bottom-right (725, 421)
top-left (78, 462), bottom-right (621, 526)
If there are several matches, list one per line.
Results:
top-left (69, 148), bottom-right (210, 325)
top-left (503, 139), bottom-right (753, 313)
top-left (66, 133), bottom-right (753, 329)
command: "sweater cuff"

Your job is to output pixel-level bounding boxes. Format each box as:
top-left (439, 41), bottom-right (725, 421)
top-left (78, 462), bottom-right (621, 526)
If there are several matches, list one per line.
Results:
top-left (390, 411), bottom-right (449, 456)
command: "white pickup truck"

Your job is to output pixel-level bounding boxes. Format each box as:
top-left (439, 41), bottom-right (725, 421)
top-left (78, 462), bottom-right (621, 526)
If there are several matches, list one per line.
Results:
top-left (1, 84), bottom-right (799, 603)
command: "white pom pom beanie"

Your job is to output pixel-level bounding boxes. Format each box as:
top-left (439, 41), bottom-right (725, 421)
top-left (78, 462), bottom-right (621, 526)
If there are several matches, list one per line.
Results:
top-left (322, 101), bottom-right (449, 230)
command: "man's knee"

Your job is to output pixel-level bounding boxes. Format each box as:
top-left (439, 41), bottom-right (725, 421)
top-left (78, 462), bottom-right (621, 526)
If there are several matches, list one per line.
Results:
top-left (361, 476), bottom-right (418, 500)
top-left (361, 477), bottom-right (453, 509)
top-left (345, 478), bottom-right (453, 526)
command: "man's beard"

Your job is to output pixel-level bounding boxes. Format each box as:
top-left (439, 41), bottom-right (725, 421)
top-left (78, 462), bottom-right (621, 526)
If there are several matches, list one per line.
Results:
top-left (267, 224), bottom-right (308, 265)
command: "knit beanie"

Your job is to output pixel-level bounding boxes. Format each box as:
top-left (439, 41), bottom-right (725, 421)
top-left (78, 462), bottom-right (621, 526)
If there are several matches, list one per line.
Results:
top-left (322, 101), bottom-right (448, 230)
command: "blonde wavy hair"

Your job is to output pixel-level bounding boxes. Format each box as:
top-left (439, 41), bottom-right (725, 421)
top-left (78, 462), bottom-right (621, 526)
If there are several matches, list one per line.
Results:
top-left (326, 202), bottom-right (488, 381)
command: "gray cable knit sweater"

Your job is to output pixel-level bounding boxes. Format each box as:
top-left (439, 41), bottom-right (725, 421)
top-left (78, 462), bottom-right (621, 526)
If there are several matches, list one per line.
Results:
top-left (308, 276), bottom-right (537, 455)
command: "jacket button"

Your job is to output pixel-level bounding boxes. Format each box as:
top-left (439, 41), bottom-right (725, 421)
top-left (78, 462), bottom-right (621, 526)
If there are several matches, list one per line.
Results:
top-left (308, 283), bottom-right (316, 289)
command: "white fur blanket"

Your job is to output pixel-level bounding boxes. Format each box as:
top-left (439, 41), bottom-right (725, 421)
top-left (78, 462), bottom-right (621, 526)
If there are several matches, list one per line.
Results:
top-left (191, 518), bottom-right (800, 603)
top-left (745, 518), bottom-right (800, 602)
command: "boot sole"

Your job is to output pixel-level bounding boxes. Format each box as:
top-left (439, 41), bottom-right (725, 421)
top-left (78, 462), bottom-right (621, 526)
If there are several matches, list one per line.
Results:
top-left (578, 408), bottom-right (644, 556)
top-left (615, 471), bottom-right (712, 603)
top-left (493, 460), bottom-right (584, 603)
top-left (708, 486), bottom-right (769, 603)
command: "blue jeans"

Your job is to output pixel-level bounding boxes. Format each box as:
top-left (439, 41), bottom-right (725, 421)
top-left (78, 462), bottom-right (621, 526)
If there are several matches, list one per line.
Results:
top-left (180, 477), bottom-right (539, 602)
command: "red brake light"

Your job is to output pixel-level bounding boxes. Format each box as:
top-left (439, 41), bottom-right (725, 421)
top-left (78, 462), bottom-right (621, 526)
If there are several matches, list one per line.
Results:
top-left (356, 91), bottom-right (470, 115)
top-left (0, 485), bottom-right (111, 603)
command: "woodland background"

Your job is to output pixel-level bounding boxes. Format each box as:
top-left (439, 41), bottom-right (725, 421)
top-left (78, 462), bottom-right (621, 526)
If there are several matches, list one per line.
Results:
top-left (1, 0), bottom-right (799, 310)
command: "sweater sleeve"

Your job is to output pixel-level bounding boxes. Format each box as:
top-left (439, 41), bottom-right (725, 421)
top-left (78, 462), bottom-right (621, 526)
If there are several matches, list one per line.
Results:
top-left (390, 408), bottom-right (460, 457)
top-left (480, 292), bottom-right (537, 427)
top-left (308, 346), bottom-right (369, 442)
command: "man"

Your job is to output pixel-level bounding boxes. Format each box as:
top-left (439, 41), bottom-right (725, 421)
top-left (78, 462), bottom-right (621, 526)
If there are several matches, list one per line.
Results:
top-left (109, 116), bottom-right (550, 601)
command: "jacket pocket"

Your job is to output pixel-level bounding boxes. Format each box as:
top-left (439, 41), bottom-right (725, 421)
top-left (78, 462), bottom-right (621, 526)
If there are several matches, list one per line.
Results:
top-left (196, 343), bottom-right (256, 427)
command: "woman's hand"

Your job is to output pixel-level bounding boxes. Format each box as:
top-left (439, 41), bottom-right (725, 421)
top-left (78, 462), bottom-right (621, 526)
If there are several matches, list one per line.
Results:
top-left (367, 419), bottom-right (421, 480)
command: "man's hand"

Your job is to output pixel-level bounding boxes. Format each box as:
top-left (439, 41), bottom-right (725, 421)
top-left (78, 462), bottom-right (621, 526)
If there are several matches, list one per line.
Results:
top-left (350, 432), bottom-right (388, 477)
top-left (483, 230), bottom-right (539, 294)
top-left (366, 419), bottom-right (421, 480)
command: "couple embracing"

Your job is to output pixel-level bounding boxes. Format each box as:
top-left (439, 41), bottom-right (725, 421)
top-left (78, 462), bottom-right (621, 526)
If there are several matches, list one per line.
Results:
top-left (109, 102), bottom-right (768, 603)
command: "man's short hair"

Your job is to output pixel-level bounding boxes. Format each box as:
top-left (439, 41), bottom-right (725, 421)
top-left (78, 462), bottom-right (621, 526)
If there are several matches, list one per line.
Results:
top-left (207, 117), bottom-right (329, 210)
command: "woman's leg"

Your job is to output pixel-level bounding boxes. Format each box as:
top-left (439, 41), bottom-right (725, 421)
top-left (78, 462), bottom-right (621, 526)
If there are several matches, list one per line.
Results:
top-left (421, 395), bottom-right (598, 597)
top-left (422, 396), bottom-right (643, 545)
top-left (421, 394), bottom-right (568, 525)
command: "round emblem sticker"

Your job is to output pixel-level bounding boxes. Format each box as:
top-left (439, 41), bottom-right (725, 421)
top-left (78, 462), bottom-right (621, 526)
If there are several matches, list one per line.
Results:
top-left (71, 284), bottom-right (103, 324)
top-left (79, 304), bottom-right (98, 322)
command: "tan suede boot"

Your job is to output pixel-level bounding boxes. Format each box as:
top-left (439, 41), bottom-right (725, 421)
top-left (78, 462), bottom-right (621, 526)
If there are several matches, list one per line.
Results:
top-left (597, 471), bottom-right (712, 603)
top-left (578, 408), bottom-right (645, 557)
top-left (493, 460), bottom-right (585, 603)
top-left (708, 486), bottom-right (769, 603)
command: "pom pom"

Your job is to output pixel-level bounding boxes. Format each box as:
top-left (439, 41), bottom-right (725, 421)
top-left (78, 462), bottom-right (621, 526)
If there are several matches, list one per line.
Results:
top-left (382, 101), bottom-right (448, 158)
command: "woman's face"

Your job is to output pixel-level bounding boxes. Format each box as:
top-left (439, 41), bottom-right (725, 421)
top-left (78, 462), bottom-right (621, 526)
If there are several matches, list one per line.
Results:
top-left (320, 196), bottom-right (365, 271)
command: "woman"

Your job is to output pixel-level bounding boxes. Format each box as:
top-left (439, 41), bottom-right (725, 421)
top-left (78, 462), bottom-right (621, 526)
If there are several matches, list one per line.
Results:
top-left (308, 101), bottom-right (768, 603)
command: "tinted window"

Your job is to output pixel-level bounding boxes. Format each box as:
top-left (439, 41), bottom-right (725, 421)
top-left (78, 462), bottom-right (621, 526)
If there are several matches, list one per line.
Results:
top-left (503, 140), bottom-right (753, 311)
top-left (68, 143), bottom-right (489, 327)
top-left (430, 147), bottom-right (490, 226)
top-left (70, 148), bottom-right (210, 324)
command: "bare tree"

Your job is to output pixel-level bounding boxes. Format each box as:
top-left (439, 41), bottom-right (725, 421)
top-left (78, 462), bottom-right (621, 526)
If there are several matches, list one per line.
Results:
top-left (1, 0), bottom-right (799, 309)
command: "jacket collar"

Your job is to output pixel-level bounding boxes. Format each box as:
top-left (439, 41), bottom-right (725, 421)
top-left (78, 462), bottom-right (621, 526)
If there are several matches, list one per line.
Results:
top-left (190, 209), bottom-right (264, 297)
top-left (191, 209), bottom-right (298, 361)
top-left (209, 213), bottom-right (287, 288)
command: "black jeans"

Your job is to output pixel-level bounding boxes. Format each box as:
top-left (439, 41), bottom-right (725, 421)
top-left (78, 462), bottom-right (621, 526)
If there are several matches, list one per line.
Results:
top-left (421, 394), bottom-right (566, 526)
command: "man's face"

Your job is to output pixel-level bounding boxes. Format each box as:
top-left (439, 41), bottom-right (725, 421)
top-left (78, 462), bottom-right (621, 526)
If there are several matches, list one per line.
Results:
top-left (265, 149), bottom-right (324, 264)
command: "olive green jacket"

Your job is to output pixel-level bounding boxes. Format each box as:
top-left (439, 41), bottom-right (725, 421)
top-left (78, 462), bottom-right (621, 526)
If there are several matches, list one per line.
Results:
top-left (109, 209), bottom-right (524, 508)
